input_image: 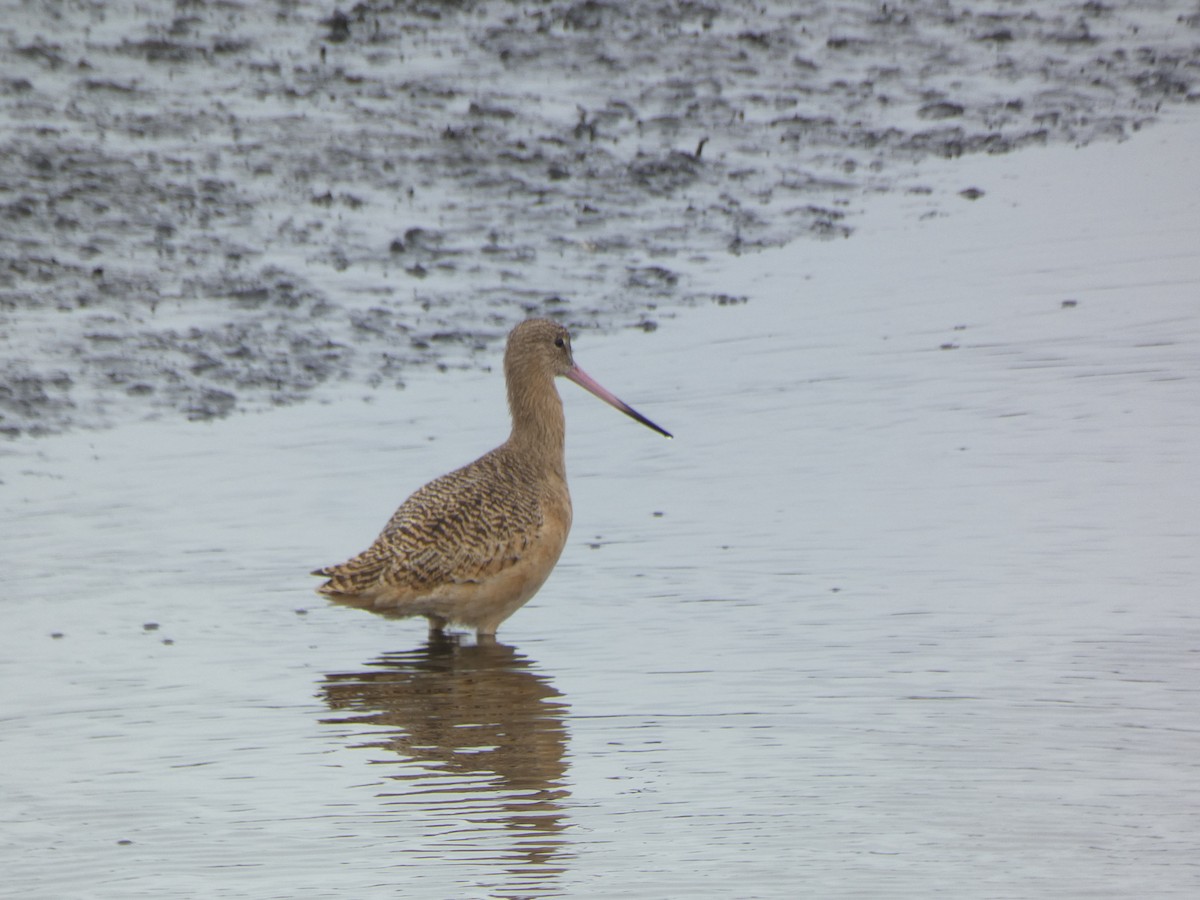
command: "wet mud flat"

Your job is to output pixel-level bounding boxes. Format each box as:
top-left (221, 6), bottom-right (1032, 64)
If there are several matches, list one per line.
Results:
top-left (2, 0), bottom-right (1199, 435)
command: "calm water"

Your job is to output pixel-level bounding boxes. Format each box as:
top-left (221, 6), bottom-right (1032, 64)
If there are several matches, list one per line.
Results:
top-left (3, 115), bottom-right (1199, 898)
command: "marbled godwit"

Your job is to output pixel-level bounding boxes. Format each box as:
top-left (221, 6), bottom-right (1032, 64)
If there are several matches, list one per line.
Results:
top-left (313, 318), bottom-right (670, 637)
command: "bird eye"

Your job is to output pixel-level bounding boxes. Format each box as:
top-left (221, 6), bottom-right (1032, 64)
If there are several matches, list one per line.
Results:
top-left (554, 336), bottom-right (565, 348)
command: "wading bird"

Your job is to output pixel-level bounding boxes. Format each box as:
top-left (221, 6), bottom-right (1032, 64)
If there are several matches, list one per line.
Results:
top-left (313, 318), bottom-right (671, 637)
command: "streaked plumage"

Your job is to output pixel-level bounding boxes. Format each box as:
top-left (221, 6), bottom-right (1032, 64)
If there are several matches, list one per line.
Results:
top-left (313, 318), bottom-right (670, 637)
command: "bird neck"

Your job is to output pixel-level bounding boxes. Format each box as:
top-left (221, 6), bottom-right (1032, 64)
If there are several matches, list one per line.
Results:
top-left (506, 368), bottom-right (567, 475)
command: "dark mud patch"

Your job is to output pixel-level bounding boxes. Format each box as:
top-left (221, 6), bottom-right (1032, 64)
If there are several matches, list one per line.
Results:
top-left (2, 0), bottom-right (1198, 435)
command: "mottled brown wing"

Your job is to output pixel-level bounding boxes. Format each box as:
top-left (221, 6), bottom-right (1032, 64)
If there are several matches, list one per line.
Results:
top-left (314, 450), bottom-right (544, 597)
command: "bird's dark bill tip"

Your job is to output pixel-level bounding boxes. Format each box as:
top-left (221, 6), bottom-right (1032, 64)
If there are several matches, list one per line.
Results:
top-left (625, 407), bottom-right (672, 438)
top-left (566, 364), bottom-right (671, 438)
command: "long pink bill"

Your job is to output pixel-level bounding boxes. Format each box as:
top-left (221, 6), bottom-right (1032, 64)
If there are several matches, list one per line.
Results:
top-left (565, 365), bottom-right (673, 439)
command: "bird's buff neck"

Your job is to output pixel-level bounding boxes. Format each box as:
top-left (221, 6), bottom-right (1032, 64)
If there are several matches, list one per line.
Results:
top-left (506, 366), bottom-right (567, 474)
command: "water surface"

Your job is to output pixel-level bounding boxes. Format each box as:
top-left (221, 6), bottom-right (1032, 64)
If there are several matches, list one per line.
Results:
top-left (3, 112), bottom-right (1200, 898)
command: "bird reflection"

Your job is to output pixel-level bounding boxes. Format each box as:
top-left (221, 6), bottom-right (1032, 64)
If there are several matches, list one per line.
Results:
top-left (319, 634), bottom-right (571, 890)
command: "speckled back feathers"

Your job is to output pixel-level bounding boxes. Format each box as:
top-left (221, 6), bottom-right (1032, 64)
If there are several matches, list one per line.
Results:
top-left (313, 444), bottom-right (548, 597)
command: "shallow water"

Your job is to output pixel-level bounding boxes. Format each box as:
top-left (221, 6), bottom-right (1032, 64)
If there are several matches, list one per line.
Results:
top-left (3, 112), bottom-right (1200, 897)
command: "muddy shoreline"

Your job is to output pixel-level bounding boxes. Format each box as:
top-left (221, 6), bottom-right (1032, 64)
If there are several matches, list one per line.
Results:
top-left (2, 0), bottom-right (1197, 436)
